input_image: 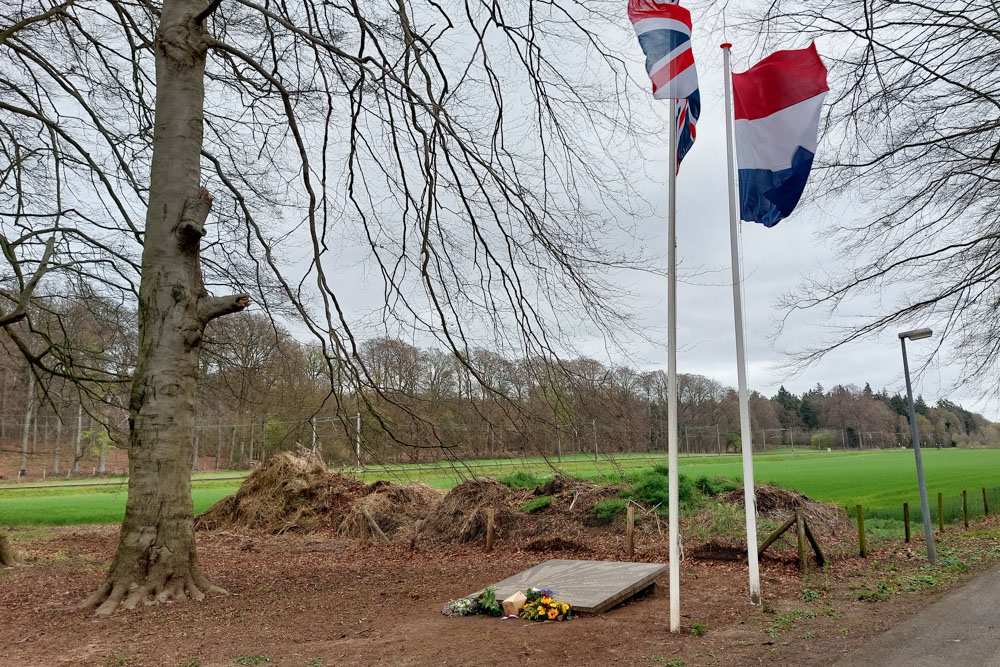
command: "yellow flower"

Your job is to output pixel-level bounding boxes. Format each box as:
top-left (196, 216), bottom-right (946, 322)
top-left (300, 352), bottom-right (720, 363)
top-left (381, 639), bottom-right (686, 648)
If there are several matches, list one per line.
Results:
top-left (561, 604), bottom-right (569, 612)
top-left (548, 608), bottom-right (559, 619)
top-left (541, 597), bottom-right (552, 605)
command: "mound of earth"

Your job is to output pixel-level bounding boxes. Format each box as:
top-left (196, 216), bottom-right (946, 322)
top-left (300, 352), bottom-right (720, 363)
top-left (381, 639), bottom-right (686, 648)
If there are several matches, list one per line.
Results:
top-left (720, 484), bottom-right (852, 536)
top-left (196, 449), bottom-right (367, 534)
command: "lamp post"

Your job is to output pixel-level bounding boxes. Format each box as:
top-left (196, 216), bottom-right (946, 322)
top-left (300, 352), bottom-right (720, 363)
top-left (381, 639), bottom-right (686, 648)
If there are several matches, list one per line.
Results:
top-left (899, 328), bottom-right (937, 565)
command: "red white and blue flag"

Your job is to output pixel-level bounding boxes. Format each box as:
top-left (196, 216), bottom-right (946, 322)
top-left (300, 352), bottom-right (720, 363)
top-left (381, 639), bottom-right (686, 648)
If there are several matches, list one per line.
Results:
top-left (733, 43), bottom-right (828, 227)
top-left (628, 0), bottom-right (700, 168)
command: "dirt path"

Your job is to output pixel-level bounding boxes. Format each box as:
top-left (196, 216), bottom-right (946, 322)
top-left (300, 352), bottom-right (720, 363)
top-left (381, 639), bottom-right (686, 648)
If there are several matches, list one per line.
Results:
top-left (2, 524), bottom-right (1000, 666)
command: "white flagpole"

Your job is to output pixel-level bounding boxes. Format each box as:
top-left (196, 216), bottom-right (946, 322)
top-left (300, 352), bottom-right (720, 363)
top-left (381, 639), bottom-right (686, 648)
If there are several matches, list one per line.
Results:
top-left (667, 99), bottom-right (681, 633)
top-left (722, 43), bottom-right (762, 606)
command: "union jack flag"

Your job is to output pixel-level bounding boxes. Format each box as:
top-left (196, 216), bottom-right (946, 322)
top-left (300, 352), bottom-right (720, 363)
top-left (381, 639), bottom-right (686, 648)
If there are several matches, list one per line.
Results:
top-left (628, 0), bottom-right (700, 168)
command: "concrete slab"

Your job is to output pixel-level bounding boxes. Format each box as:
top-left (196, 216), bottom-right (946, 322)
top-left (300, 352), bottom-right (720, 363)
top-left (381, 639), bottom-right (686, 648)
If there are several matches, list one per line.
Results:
top-left (479, 559), bottom-right (668, 614)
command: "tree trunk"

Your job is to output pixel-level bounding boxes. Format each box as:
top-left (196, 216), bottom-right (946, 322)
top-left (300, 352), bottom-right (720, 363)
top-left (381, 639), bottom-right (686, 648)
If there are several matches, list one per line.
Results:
top-left (0, 531), bottom-right (20, 567)
top-left (31, 402), bottom-right (38, 455)
top-left (72, 403), bottom-right (83, 474)
top-left (247, 422), bottom-right (253, 468)
top-left (18, 371), bottom-right (35, 476)
top-left (53, 413), bottom-right (62, 475)
top-left (81, 0), bottom-right (247, 615)
top-left (0, 371), bottom-right (8, 447)
top-left (192, 430), bottom-right (200, 471)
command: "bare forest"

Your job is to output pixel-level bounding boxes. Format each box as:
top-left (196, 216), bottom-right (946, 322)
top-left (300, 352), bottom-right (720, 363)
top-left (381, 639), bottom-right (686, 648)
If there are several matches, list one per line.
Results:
top-left (3, 308), bottom-right (996, 481)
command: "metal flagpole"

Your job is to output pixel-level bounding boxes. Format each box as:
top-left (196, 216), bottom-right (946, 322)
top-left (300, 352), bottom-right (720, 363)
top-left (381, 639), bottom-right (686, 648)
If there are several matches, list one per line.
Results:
top-left (667, 99), bottom-right (681, 633)
top-left (721, 43), bottom-right (762, 605)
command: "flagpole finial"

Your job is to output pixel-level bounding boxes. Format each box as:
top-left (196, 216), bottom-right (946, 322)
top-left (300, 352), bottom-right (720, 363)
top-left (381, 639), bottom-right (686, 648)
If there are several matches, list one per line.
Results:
top-left (721, 43), bottom-right (732, 49)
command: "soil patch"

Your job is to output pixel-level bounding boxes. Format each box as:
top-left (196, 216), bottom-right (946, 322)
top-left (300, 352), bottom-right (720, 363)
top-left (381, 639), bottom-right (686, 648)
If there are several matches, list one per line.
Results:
top-left (690, 538), bottom-right (747, 561)
top-left (4, 518), bottom-right (1000, 666)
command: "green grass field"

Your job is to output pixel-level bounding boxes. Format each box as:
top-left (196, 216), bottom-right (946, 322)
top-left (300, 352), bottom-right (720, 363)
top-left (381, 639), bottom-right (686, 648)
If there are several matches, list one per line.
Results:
top-left (3, 448), bottom-right (1000, 528)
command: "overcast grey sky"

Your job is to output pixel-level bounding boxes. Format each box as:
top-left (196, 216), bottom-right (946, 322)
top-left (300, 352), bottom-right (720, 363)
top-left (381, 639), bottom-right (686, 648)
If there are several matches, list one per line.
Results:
top-left (585, 27), bottom-right (1000, 420)
top-left (295, 6), bottom-right (997, 421)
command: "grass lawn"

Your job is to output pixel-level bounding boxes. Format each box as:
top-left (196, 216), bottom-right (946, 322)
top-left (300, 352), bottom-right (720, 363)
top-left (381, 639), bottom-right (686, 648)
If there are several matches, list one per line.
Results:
top-left (0, 482), bottom-right (239, 526)
top-left (3, 448), bottom-right (1000, 528)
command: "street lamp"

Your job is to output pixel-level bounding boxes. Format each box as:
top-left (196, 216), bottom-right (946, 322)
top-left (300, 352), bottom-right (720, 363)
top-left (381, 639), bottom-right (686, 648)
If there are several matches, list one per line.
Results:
top-left (898, 328), bottom-right (936, 565)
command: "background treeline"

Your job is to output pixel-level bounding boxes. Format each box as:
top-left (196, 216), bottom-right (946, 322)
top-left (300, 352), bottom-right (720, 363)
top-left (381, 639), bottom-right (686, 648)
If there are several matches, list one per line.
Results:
top-left (1, 310), bottom-right (997, 478)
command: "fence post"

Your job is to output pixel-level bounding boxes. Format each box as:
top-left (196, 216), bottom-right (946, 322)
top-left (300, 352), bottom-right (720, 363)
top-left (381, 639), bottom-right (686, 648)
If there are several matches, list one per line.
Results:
top-left (626, 504), bottom-right (635, 559)
top-left (486, 506), bottom-right (495, 554)
top-left (796, 512), bottom-right (808, 573)
top-left (963, 490), bottom-right (969, 528)
top-left (938, 493), bottom-right (944, 532)
top-left (983, 487), bottom-right (990, 517)
top-left (856, 504), bottom-right (867, 557)
top-left (903, 502), bottom-right (911, 543)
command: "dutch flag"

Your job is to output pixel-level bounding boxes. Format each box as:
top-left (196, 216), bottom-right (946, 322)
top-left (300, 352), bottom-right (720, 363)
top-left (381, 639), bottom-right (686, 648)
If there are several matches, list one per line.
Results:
top-left (733, 43), bottom-right (828, 227)
top-left (629, 0), bottom-right (700, 169)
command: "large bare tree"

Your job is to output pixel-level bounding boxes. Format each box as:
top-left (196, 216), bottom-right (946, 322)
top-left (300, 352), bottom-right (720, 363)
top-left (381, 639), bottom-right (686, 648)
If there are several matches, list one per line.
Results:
top-left (738, 1), bottom-right (1000, 393)
top-left (2, 0), bottom-right (652, 613)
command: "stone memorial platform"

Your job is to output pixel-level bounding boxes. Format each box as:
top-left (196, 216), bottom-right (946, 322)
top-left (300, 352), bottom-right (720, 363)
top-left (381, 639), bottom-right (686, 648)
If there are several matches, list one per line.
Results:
top-left (481, 559), bottom-right (668, 614)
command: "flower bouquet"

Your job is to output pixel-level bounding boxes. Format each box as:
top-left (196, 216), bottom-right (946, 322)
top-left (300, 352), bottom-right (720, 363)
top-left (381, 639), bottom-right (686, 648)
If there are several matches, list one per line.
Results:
top-left (519, 587), bottom-right (573, 621)
top-left (442, 585), bottom-right (502, 617)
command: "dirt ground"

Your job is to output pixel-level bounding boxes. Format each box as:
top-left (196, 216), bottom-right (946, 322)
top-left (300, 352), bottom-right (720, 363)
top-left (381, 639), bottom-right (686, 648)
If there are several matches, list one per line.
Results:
top-left (3, 518), bottom-right (1000, 667)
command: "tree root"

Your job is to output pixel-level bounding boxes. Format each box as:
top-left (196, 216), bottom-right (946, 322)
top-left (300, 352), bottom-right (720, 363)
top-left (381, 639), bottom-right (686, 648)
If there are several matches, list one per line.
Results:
top-left (80, 566), bottom-right (226, 616)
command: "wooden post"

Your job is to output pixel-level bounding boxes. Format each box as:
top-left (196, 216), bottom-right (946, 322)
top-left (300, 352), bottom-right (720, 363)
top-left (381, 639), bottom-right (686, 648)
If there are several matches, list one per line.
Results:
top-left (903, 502), bottom-right (911, 543)
top-left (626, 504), bottom-right (635, 559)
top-left (938, 492), bottom-right (944, 532)
top-left (359, 511), bottom-right (368, 544)
top-left (983, 487), bottom-right (990, 517)
top-left (856, 505), bottom-right (867, 558)
top-left (802, 518), bottom-right (826, 567)
top-left (485, 506), bottom-right (495, 554)
top-left (362, 508), bottom-right (391, 546)
top-left (963, 490), bottom-right (969, 528)
top-left (757, 514), bottom-right (798, 557)
top-left (796, 512), bottom-right (808, 573)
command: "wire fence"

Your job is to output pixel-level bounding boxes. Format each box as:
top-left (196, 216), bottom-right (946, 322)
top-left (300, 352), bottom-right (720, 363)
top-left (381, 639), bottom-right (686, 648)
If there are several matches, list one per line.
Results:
top-left (0, 412), bottom-right (972, 482)
top-left (861, 485), bottom-right (1000, 543)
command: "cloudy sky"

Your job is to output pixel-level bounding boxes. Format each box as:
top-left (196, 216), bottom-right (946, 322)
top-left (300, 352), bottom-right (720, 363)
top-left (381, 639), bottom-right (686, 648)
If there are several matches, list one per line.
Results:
top-left (592, 25), bottom-right (1000, 419)
top-left (284, 4), bottom-right (995, 421)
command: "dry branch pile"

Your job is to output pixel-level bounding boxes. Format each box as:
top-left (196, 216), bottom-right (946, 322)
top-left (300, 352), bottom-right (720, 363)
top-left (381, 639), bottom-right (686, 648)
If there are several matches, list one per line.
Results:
top-left (419, 479), bottom-right (525, 543)
top-left (337, 481), bottom-right (442, 541)
top-left (721, 484), bottom-right (852, 536)
top-left (195, 450), bottom-right (367, 533)
top-left (198, 452), bottom-right (853, 564)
